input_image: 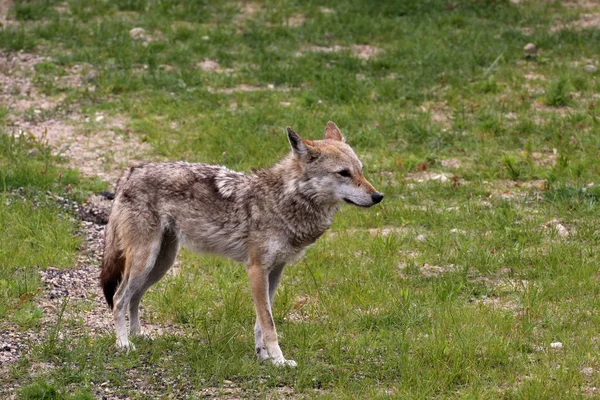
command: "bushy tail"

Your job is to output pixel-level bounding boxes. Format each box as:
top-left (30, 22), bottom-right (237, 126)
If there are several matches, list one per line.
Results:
top-left (99, 220), bottom-right (125, 310)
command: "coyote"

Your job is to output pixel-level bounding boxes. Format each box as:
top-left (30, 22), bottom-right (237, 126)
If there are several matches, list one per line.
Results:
top-left (99, 122), bottom-right (383, 366)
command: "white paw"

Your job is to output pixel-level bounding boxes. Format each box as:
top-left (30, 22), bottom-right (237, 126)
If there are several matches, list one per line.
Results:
top-left (116, 338), bottom-right (136, 352)
top-left (130, 329), bottom-right (150, 339)
top-left (270, 357), bottom-right (297, 367)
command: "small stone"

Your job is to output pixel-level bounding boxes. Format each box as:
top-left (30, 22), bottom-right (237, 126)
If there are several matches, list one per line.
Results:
top-left (584, 64), bottom-right (597, 73)
top-left (524, 43), bottom-right (537, 57)
top-left (550, 341), bottom-right (563, 349)
top-left (416, 234), bottom-right (426, 242)
top-left (95, 115), bottom-right (104, 122)
top-left (555, 224), bottom-right (569, 238)
top-left (101, 191), bottom-right (115, 200)
top-left (129, 27), bottom-right (147, 40)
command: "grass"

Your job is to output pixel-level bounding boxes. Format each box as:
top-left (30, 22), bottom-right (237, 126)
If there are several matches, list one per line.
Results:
top-left (2, 0), bottom-right (600, 398)
top-left (0, 131), bottom-right (92, 325)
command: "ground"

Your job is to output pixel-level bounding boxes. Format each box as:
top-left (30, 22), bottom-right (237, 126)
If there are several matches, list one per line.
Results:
top-left (1, 0), bottom-right (600, 398)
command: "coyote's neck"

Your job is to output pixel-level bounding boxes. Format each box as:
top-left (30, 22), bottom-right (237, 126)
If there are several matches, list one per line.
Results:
top-left (257, 154), bottom-right (339, 247)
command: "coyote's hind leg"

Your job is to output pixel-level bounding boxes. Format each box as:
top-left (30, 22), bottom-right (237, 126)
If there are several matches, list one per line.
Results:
top-left (113, 236), bottom-right (162, 350)
top-left (129, 229), bottom-right (179, 337)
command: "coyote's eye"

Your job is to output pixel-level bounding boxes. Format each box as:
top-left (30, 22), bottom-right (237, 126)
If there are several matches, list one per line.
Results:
top-left (337, 169), bottom-right (352, 178)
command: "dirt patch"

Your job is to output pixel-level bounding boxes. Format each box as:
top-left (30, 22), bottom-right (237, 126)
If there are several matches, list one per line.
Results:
top-left (541, 218), bottom-right (573, 237)
top-left (399, 263), bottom-right (458, 278)
top-left (1, 51), bottom-right (151, 185)
top-left (530, 150), bottom-right (558, 167)
top-left (11, 115), bottom-right (152, 184)
top-left (295, 44), bottom-right (382, 60)
top-left (367, 226), bottom-right (408, 236)
top-left (524, 72), bottom-right (547, 81)
top-left (197, 59), bottom-right (233, 73)
top-left (407, 171), bottom-right (454, 183)
top-left (563, 1), bottom-right (600, 8)
top-left (420, 263), bottom-right (457, 277)
top-left (327, 226), bottom-right (410, 240)
top-left (235, 1), bottom-right (261, 24)
top-left (531, 102), bottom-right (573, 117)
top-left (552, 12), bottom-right (600, 32)
top-left (471, 295), bottom-right (519, 312)
top-left (287, 13), bottom-right (305, 27)
top-left (420, 101), bottom-right (452, 127)
top-left (486, 179), bottom-right (547, 200)
top-left (0, 51), bottom-right (49, 102)
top-left (207, 83), bottom-right (295, 94)
top-left (441, 158), bottom-right (462, 169)
top-left (0, 0), bottom-right (12, 26)
top-left (128, 27), bottom-right (164, 46)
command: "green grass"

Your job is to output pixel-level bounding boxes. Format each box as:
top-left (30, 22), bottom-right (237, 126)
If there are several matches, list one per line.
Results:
top-left (0, 132), bottom-right (83, 327)
top-left (2, 0), bottom-right (600, 398)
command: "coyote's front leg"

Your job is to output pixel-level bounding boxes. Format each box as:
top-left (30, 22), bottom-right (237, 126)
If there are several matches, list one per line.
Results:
top-left (254, 263), bottom-right (286, 361)
top-left (247, 258), bottom-right (296, 367)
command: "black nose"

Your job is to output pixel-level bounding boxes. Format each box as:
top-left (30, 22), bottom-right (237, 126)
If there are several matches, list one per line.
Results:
top-left (372, 192), bottom-right (384, 204)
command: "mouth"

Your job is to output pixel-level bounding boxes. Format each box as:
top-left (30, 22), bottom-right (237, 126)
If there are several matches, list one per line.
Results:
top-left (343, 198), bottom-right (373, 208)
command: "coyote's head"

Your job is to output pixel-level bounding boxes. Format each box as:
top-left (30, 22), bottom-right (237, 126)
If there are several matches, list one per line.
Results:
top-left (287, 122), bottom-right (383, 208)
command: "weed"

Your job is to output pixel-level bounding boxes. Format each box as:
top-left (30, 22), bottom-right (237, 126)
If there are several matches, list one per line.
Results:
top-left (545, 76), bottom-right (573, 107)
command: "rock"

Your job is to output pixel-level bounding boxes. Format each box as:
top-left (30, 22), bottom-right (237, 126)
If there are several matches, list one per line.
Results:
top-left (555, 224), bottom-right (569, 238)
top-left (550, 341), bottom-right (563, 349)
top-left (129, 27), bottom-right (147, 40)
top-left (101, 191), bottom-right (115, 200)
top-left (584, 64), bottom-right (597, 73)
top-left (416, 234), bottom-right (426, 242)
top-left (524, 43), bottom-right (537, 58)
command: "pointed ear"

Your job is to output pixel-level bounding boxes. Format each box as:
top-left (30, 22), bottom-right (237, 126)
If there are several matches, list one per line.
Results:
top-left (324, 121), bottom-right (345, 142)
top-left (287, 127), bottom-right (317, 161)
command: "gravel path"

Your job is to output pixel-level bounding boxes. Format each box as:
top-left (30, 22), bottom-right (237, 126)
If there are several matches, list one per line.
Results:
top-left (0, 194), bottom-right (196, 399)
